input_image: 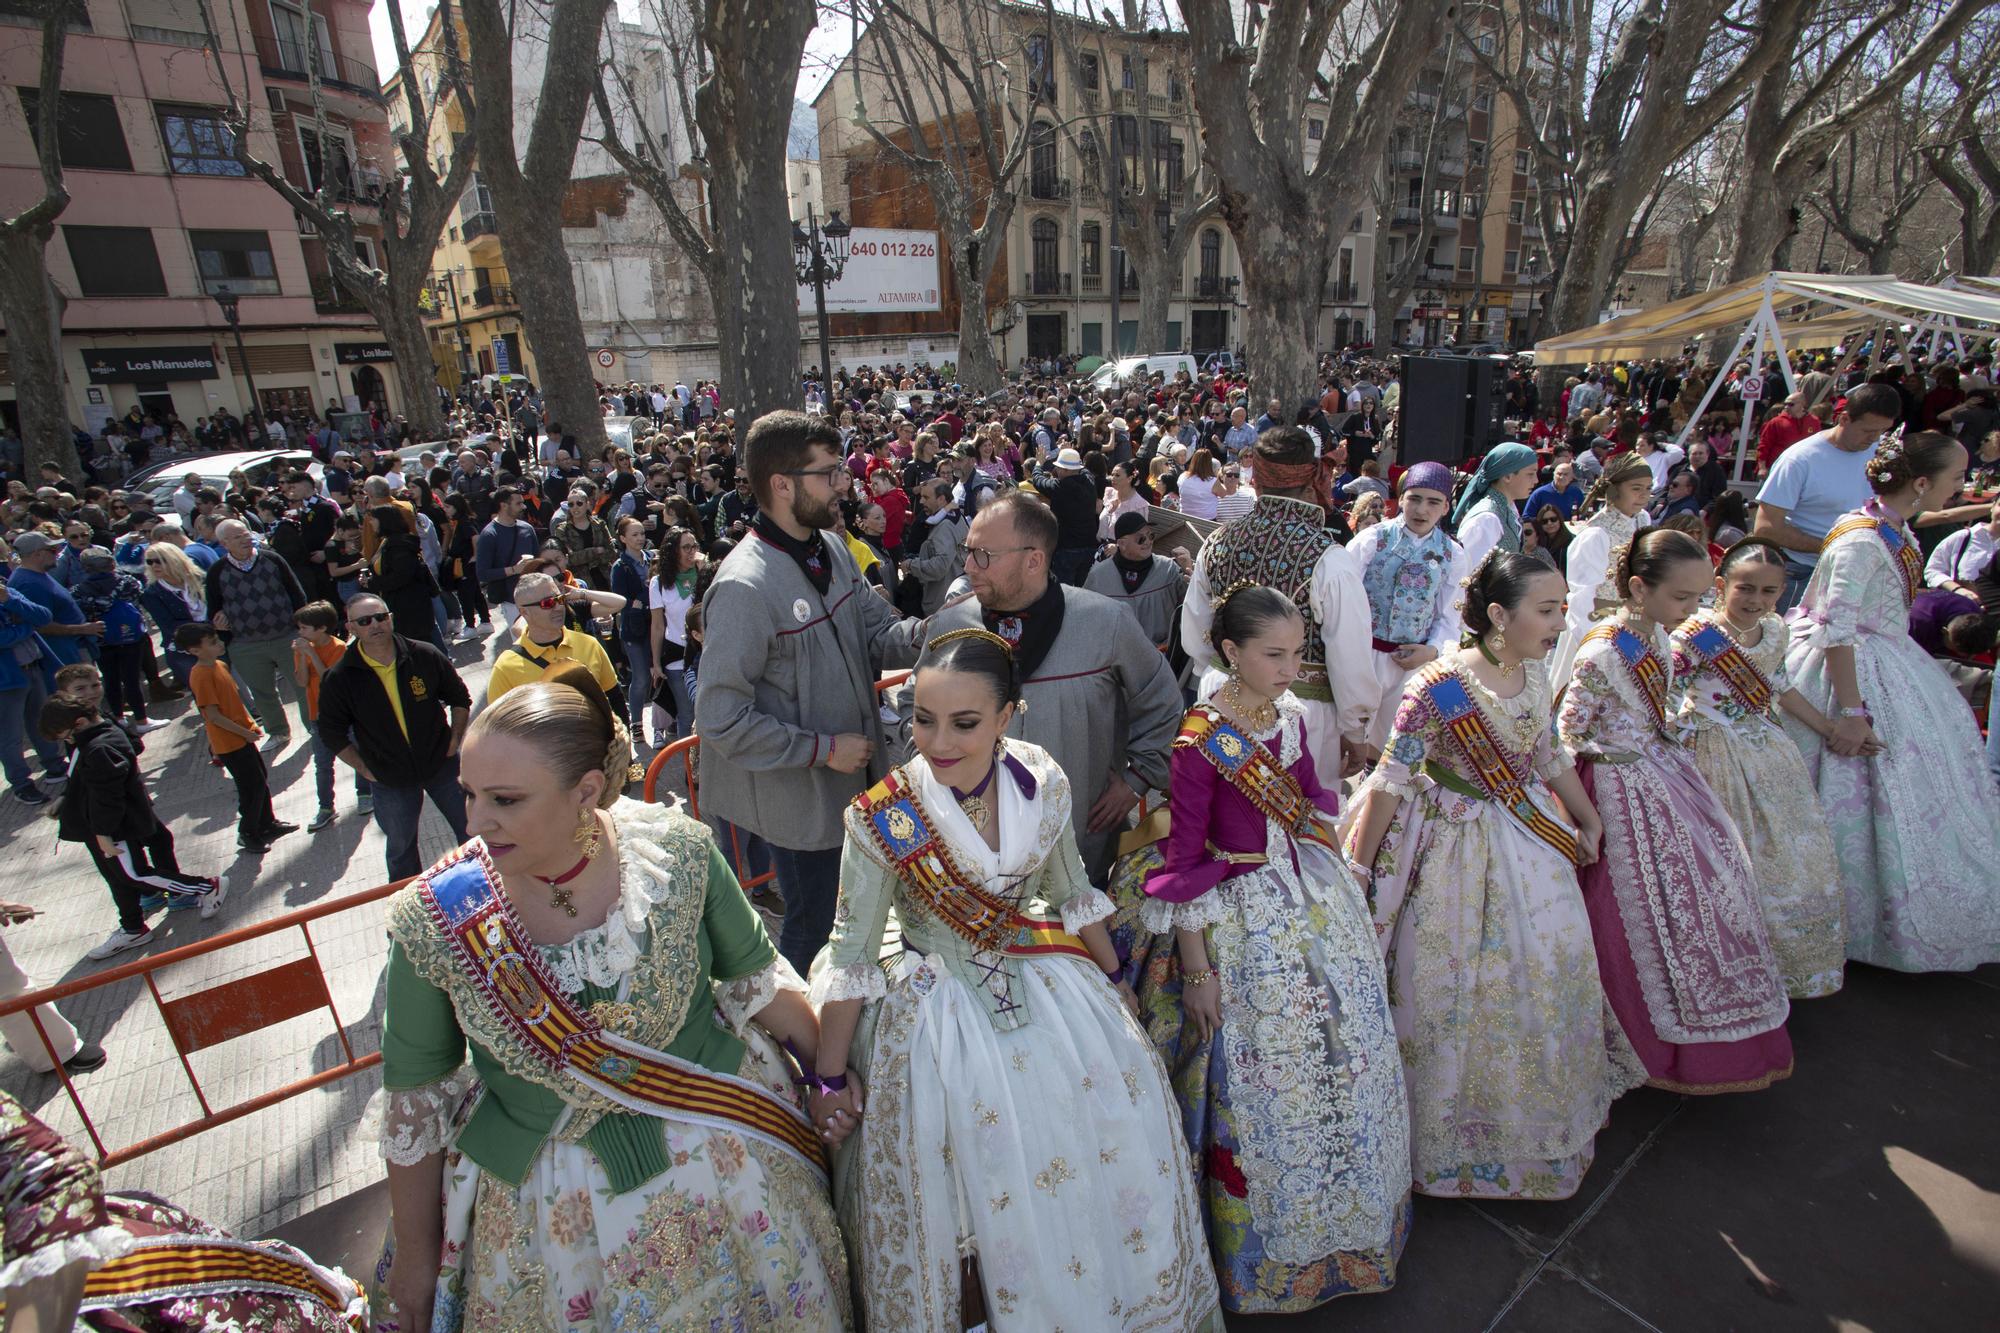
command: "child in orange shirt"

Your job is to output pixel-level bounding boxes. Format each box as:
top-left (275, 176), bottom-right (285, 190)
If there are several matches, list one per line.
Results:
top-left (176, 623), bottom-right (296, 852)
top-left (292, 601), bottom-right (369, 832)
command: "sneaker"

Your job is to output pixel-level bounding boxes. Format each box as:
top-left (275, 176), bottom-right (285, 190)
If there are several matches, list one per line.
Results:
top-left (198, 875), bottom-right (229, 920)
top-left (445, 619), bottom-right (464, 640)
top-left (257, 733), bottom-right (287, 754)
top-left (62, 1043), bottom-right (109, 1074)
top-left (39, 772), bottom-right (66, 790)
top-left (129, 718), bottom-right (169, 735)
top-left (307, 807), bottom-right (338, 832)
top-left (86, 925), bottom-right (153, 961)
top-left (355, 794), bottom-right (374, 817)
top-left (11, 784), bottom-right (48, 807)
top-left (454, 624), bottom-right (482, 643)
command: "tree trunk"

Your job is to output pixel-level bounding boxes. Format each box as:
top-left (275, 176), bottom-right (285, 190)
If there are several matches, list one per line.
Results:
top-left (1129, 248), bottom-right (1176, 355)
top-left (0, 227), bottom-right (78, 481)
top-left (1231, 196), bottom-right (1331, 413)
top-left (1543, 171), bottom-right (1631, 339)
top-left (377, 283), bottom-right (446, 439)
top-left (496, 228), bottom-right (606, 455)
top-left (953, 246), bottom-right (1001, 393)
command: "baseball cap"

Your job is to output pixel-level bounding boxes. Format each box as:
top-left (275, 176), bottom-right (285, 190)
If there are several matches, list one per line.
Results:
top-left (1113, 511), bottom-right (1149, 540)
top-left (11, 531), bottom-right (55, 556)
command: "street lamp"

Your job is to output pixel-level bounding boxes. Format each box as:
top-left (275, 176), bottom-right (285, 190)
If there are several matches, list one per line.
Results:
top-left (436, 268), bottom-right (474, 393)
top-left (1417, 288), bottom-right (1441, 348)
top-left (794, 206), bottom-right (852, 406)
top-left (211, 286), bottom-right (263, 431)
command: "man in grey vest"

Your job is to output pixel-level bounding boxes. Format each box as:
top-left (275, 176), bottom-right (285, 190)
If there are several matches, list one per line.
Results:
top-left (905, 477), bottom-right (968, 614)
top-left (203, 519), bottom-right (305, 751)
top-left (697, 412), bottom-right (924, 973)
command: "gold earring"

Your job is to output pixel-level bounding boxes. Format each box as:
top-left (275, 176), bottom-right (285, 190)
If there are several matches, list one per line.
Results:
top-left (573, 809), bottom-right (602, 861)
top-left (1491, 628), bottom-right (1507, 655)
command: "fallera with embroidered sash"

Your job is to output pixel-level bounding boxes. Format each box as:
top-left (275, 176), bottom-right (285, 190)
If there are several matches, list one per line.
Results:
top-left (1672, 620), bottom-right (1773, 715)
top-left (1823, 507), bottom-right (1923, 606)
top-left (1163, 706), bottom-right (1336, 863)
top-left (1415, 665), bottom-right (1582, 864)
top-left (414, 840), bottom-right (827, 1180)
top-left (1583, 623), bottom-right (1669, 732)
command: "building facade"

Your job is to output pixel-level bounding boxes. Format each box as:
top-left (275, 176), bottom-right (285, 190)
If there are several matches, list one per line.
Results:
top-left (0, 0), bottom-right (396, 436)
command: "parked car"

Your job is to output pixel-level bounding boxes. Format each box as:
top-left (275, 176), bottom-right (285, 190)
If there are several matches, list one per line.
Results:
top-left (124, 450), bottom-right (319, 509)
top-left (1087, 352), bottom-right (1203, 392)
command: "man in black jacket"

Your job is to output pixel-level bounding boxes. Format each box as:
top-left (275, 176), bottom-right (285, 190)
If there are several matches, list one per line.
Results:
top-left (44, 698), bottom-right (225, 960)
top-left (1031, 446), bottom-right (1099, 585)
top-left (315, 594), bottom-right (471, 879)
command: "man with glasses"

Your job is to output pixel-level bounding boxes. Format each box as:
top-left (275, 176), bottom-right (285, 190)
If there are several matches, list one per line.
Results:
top-left (315, 593), bottom-right (471, 880)
top-left (1211, 462), bottom-right (1254, 521)
top-left (485, 570), bottom-right (621, 708)
top-left (698, 411), bottom-right (924, 973)
top-left (1083, 511), bottom-right (1193, 650)
top-left (919, 491), bottom-right (1181, 881)
top-left (906, 477), bottom-right (968, 614)
top-left (53, 522), bottom-right (93, 589)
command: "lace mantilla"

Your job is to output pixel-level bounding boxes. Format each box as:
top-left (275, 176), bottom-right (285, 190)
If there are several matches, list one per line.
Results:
top-left (1059, 885), bottom-right (1115, 935)
top-left (1138, 888), bottom-right (1231, 935)
top-left (374, 1066), bottom-right (479, 1166)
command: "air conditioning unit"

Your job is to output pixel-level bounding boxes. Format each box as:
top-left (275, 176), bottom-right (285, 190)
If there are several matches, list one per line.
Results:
top-left (267, 88), bottom-right (288, 115)
top-left (296, 210), bottom-right (318, 236)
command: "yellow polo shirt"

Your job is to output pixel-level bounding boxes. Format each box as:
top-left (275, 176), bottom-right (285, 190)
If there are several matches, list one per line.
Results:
top-left (487, 626), bottom-right (619, 704)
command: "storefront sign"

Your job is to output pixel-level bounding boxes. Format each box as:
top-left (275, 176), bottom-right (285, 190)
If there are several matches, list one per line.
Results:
top-left (335, 342), bottom-right (396, 365)
top-left (82, 346), bottom-right (218, 384)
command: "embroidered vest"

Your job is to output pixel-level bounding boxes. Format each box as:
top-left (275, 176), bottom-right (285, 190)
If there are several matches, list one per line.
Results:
top-left (1361, 521), bottom-right (1455, 644)
top-left (1204, 495), bottom-right (1331, 683)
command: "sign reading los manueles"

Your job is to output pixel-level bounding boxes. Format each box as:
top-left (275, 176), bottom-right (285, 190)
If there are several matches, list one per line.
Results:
top-left (84, 346), bottom-right (219, 384)
top-left (799, 228), bottom-right (942, 314)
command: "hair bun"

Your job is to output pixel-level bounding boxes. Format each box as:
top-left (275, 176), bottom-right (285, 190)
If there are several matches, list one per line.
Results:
top-left (542, 662), bottom-right (632, 806)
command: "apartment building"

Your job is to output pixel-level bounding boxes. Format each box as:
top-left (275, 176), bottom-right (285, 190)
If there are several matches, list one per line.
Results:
top-left (816, 3), bottom-right (1376, 367)
top-left (1378, 2), bottom-right (1562, 349)
top-left (0, 0), bottom-right (396, 435)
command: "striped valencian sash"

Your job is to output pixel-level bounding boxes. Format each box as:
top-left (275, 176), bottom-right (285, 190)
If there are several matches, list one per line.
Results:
top-left (1671, 617), bottom-right (1773, 715)
top-left (1823, 511), bottom-right (1923, 606)
top-left (1583, 622), bottom-right (1669, 732)
top-left (417, 843), bottom-right (827, 1179)
top-left (1417, 667), bottom-right (1581, 864)
top-left (78, 1235), bottom-right (365, 1328)
top-left (1174, 706), bottom-right (1336, 854)
top-left (856, 770), bottom-right (1094, 960)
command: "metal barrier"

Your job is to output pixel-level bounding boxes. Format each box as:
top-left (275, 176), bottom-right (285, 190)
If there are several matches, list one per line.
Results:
top-left (0, 879), bottom-right (408, 1167)
top-left (2, 670), bottom-right (914, 1168)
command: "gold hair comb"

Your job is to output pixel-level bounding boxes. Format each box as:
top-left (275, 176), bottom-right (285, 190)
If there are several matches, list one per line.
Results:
top-left (925, 626), bottom-right (1014, 654)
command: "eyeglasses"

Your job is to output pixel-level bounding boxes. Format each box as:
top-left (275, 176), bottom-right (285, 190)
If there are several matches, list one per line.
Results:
top-left (528, 594), bottom-right (566, 610)
top-left (349, 611), bottom-right (392, 627)
top-left (964, 544), bottom-right (1034, 570)
top-left (143, 557), bottom-right (164, 566)
top-left (784, 464), bottom-right (850, 484)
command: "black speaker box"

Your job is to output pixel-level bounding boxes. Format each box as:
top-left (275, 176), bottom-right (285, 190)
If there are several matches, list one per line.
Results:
top-left (1400, 355), bottom-right (1508, 466)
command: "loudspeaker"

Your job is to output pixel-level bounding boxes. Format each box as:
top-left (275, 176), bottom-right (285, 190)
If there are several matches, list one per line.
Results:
top-left (1399, 356), bottom-right (1508, 466)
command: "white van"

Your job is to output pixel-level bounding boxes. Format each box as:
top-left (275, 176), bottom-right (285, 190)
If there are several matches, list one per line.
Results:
top-left (1087, 352), bottom-right (1202, 392)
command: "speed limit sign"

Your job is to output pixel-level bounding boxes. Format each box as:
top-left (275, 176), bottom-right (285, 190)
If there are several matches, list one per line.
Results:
top-left (595, 348), bottom-right (616, 369)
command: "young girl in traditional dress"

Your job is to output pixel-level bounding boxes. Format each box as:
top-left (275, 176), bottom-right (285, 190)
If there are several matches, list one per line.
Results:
top-left (1128, 586), bottom-right (1409, 1314)
top-left (1671, 540), bottom-right (1848, 998)
top-left (1557, 528), bottom-right (1795, 1094)
top-left (1551, 453), bottom-right (1653, 688)
top-left (1344, 553), bottom-right (1643, 1200)
top-left (1782, 430), bottom-right (2000, 972)
top-left (810, 629), bottom-right (1223, 1332)
top-left (1348, 462), bottom-right (1470, 750)
top-left (1451, 442), bottom-right (1540, 570)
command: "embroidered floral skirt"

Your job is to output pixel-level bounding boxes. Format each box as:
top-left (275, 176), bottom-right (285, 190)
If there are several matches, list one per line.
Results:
top-left (832, 949), bottom-right (1222, 1332)
top-left (1110, 851), bottom-right (1411, 1315)
top-left (1783, 628), bottom-right (2000, 973)
top-left (1577, 754), bottom-right (1794, 1096)
top-left (379, 1033), bottom-right (851, 1333)
top-left (1689, 721), bottom-right (1845, 998)
top-left (1339, 778), bottom-right (1646, 1201)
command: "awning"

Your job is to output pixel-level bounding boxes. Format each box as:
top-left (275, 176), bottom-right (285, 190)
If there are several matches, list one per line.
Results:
top-left (1532, 271), bottom-right (2000, 365)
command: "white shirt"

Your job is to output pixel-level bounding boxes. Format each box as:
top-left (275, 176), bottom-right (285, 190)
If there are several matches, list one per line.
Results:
top-left (1639, 445), bottom-right (1684, 492)
top-left (1177, 472), bottom-right (1218, 520)
top-left (647, 574), bottom-right (694, 648)
top-left (1925, 524), bottom-right (1997, 588)
top-left (1212, 488), bottom-right (1256, 521)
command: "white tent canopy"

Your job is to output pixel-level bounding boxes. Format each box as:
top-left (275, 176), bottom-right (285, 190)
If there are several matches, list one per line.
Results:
top-left (1532, 272), bottom-right (2000, 480)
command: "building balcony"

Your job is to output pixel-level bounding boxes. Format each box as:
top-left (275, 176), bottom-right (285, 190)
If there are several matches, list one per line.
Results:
top-left (1029, 176), bottom-right (1071, 201)
top-left (1436, 154), bottom-right (1466, 177)
top-left (1425, 263), bottom-right (1455, 284)
top-left (1522, 219), bottom-right (1542, 238)
top-left (470, 283), bottom-right (514, 308)
top-left (1027, 271), bottom-right (1071, 296)
top-left (1081, 271), bottom-right (1102, 292)
top-left (1432, 211), bottom-right (1461, 231)
top-left (254, 34), bottom-right (383, 102)
top-left (461, 210), bottom-right (501, 257)
top-left (310, 275), bottom-right (370, 315)
top-left (1325, 281), bottom-right (1360, 303)
top-left (1405, 90), bottom-right (1438, 113)
top-left (1391, 205), bottom-right (1423, 227)
top-left (1390, 149), bottom-right (1424, 172)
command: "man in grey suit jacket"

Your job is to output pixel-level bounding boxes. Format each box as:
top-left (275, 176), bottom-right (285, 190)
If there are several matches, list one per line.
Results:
top-left (696, 412), bottom-right (923, 972)
top-left (905, 477), bottom-right (969, 615)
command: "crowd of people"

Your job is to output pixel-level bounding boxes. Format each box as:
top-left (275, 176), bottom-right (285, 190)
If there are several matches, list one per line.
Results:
top-left (2, 332), bottom-right (1997, 1330)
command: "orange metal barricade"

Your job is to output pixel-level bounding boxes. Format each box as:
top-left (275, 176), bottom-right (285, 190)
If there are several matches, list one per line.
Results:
top-left (0, 878), bottom-right (409, 1167)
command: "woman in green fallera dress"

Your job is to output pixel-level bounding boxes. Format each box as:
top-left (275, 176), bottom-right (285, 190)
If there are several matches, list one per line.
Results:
top-left (376, 664), bottom-right (854, 1332)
